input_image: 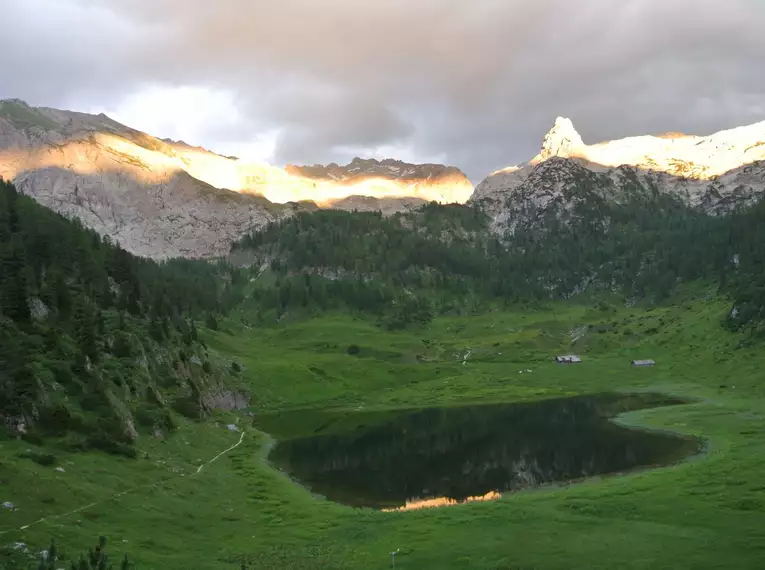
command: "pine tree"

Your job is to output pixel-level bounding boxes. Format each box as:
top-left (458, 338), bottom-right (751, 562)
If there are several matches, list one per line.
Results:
top-left (0, 237), bottom-right (30, 323)
top-left (37, 539), bottom-right (57, 570)
top-left (149, 317), bottom-right (164, 342)
top-left (54, 271), bottom-right (72, 318)
top-left (73, 295), bottom-right (98, 363)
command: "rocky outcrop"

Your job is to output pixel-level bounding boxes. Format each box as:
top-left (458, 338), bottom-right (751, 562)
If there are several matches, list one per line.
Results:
top-left (202, 387), bottom-right (250, 412)
top-left (0, 99), bottom-right (473, 258)
top-left (539, 117), bottom-right (584, 161)
top-left (285, 157), bottom-right (474, 205)
top-left (323, 194), bottom-right (428, 215)
top-left (11, 166), bottom-right (287, 259)
top-left (472, 117), bottom-right (765, 233)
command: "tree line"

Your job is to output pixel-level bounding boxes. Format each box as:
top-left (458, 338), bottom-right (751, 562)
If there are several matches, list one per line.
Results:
top-left (234, 187), bottom-right (765, 332)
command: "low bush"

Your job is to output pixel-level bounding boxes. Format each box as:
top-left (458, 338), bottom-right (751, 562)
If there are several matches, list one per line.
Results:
top-left (17, 450), bottom-right (57, 466)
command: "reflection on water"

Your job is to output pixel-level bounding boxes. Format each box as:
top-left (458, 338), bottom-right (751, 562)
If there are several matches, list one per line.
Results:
top-left (261, 393), bottom-right (699, 510)
top-left (381, 490), bottom-right (502, 512)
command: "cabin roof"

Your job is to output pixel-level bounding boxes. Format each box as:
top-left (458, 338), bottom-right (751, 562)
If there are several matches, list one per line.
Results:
top-left (555, 354), bottom-right (582, 362)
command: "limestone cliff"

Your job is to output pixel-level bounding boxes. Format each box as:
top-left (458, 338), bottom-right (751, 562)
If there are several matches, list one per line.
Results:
top-left (472, 117), bottom-right (765, 233)
top-left (0, 99), bottom-right (289, 258)
top-left (0, 99), bottom-right (473, 258)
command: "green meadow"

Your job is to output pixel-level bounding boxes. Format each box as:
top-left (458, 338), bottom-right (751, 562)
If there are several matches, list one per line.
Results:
top-left (2, 291), bottom-right (765, 569)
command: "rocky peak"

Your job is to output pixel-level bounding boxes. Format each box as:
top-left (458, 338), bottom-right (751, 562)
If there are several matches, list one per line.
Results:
top-left (539, 117), bottom-right (584, 161)
top-left (472, 116), bottom-right (765, 227)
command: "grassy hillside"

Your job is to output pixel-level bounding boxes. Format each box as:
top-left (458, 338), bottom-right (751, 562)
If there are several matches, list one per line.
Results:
top-left (2, 292), bottom-right (764, 569)
top-left (230, 196), bottom-right (765, 331)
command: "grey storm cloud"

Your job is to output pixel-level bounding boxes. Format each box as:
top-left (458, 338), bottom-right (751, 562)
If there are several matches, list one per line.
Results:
top-left (2, 0), bottom-right (765, 180)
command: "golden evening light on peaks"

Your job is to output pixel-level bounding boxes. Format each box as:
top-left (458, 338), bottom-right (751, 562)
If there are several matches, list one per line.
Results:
top-left (0, 127), bottom-right (474, 206)
top-left (524, 117), bottom-right (765, 180)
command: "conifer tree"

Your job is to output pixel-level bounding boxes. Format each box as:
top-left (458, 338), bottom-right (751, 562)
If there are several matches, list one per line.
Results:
top-left (36, 539), bottom-right (57, 570)
top-left (73, 295), bottom-right (98, 362)
top-left (1, 237), bottom-right (30, 323)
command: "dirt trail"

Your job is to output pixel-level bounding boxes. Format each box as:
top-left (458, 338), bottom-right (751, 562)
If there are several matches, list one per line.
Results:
top-left (0, 430), bottom-right (246, 538)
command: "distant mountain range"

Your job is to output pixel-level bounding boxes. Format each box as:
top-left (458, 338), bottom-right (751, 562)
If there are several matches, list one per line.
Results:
top-left (285, 157), bottom-right (471, 199)
top-left (2, 97), bottom-right (765, 260)
top-left (0, 99), bottom-right (472, 258)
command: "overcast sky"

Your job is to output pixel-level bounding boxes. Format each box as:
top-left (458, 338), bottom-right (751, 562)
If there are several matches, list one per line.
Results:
top-left (2, 0), bottom-right (764, 181)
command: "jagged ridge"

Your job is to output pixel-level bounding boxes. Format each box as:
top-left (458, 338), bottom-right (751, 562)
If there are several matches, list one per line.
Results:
top-left (471, 116), bottom-right (765, 234)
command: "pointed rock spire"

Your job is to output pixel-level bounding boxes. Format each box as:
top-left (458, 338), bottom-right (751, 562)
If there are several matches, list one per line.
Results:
top-left (539, 117), bottom-right (583, 160)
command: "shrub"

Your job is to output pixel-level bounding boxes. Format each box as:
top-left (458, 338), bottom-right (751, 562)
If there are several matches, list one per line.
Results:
top-left (85, 435), bottom-right (137, 458)
top-left (134, 408), bottom-right (156, 428)
top-left (134, 406), bottom-right (176, 432)
top-left (35, 536), bottom-right (134, 570)
top-left (205, 314), bottom-right (219, 330)
top-left (51, 363), bottom-right (74, 388)
top-left (346, 344), bottom-right (361, 355)
top-left (112, 332), bottom-right (133, 358)
top-left (37, 403), bottom-right (86, 435)
top-left (171, 396), bottom-right (202, 420)
top-left (21, 431), bottom-right (45, 445)
top-left (18, 450), bottom-right (57, 466)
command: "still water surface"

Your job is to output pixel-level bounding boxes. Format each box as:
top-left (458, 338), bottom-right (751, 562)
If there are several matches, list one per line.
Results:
top-left (258, 393), bottom-right (699, 510)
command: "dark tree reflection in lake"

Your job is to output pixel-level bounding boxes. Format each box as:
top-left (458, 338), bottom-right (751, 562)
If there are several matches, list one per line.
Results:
top-left (259, 393), bottom-right (700, 510)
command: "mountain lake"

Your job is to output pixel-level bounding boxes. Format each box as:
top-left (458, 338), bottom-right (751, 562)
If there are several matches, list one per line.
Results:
top-left (255, 393), bottom-right (701, 511)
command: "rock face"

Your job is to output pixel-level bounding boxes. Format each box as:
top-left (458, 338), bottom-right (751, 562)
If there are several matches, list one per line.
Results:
top-left (284, 157), bottom-right (474, 206)
top-left (539, 117), bottom-right (584, 161)
top-left (0, 99), bottom-right (288, 259)
top-left (472, 117), bottom-right (765, 232)
top-left (0, 99), bottom-right (473, 258)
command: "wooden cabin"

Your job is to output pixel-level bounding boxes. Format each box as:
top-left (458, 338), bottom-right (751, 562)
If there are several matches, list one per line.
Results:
top-left (555, 355), bottom-right (582, 364)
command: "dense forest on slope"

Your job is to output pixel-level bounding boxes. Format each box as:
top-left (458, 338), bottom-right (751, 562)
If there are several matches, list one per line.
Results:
top-left (723, 197), bottom-right (765, 335)
top-left (0, 179), bottom-right (247, 449)
top-left (505, 187), bottom-right (732, 300)
top-left (232, 194), bottom-right (739, 316)
top-left (232, 204), bottom-right (498, 327)
top-left (233, 186), bottom-right (765, 334)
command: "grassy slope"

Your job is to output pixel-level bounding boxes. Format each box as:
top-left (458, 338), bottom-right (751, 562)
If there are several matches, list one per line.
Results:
top-left (2, 289), bottom-right (765, 569)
